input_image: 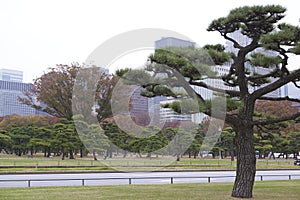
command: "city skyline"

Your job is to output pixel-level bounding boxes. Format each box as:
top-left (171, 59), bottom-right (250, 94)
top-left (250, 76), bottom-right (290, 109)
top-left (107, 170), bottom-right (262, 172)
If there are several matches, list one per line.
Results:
top-left (1, 0), bottom-right (300, 83)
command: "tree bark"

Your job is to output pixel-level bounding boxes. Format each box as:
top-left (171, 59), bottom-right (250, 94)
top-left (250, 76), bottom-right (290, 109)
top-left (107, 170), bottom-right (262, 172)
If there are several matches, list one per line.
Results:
top-left (69, 150), bottom-right (75, 159)
top-left (147, 152), bottom-right (151, 158)
top-left (80, 148), bottom-right (83, 158)
top-left (92, 151), bottom-right (98, 161)
top-left (17, 149), bottom-right (21, 156)
top-left (193, 152), bottom-right (197, 159)
top-left (230, 145), bottom-right (235, 161)
top-left (47, 148), bottom-right (51, 157)
top-left (176, 154), bottom-right (180, 161)
top-left (231, 124), bottom-right (256, 198)
top-left (61, 148), bottom-right (65, 160)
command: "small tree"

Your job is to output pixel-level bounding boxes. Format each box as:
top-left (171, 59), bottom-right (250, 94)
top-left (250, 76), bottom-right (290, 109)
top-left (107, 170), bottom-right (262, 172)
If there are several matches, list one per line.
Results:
top-left (52, 119), bottom-right (81, 160)
top-left (86, 124), bottom-right (110, 160)
top-left (288, 132), bottom-right (300, 157)
top-left (0, 130), bottom-right (12, 154)
top-left (19, 64), bottom-right (80, 120)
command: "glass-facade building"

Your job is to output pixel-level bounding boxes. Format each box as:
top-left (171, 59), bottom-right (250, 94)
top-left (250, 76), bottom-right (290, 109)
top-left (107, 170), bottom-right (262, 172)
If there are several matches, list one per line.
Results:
top-left (0, 80), bottom-right (39, 116)
top-left (0, 69), bottom-right (23, 83)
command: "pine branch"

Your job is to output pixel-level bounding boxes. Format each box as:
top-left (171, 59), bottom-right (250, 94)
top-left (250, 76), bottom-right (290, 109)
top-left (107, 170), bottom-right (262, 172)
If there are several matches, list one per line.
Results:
top-left (222, 33), bottom-right (243, 49)
top-left (253, 112), bottom-right (300, 126)
top-left (293, 81), bottom-right (300, 88)
top-left (189, 80), bottom-right (240, 97)
top-left (258, 96), bottom-right (300, 103)
top-left (234, 40), bottom-right (261, 97)
top-left (202, 109), bottom-right (238, 124)
top-left (247, 69), bottom-right (279, 81)
top-left (251, 68), bottom-right (300, 99)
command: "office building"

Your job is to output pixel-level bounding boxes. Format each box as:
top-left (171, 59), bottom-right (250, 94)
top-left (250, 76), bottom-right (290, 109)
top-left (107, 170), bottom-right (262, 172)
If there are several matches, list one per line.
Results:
top-left (155, 37), bottom-right (195, 49)
top-left (129, 86), bottom-right (150, 126)
top-left (0, 69), bottom-right (23, 82)
top-left (159, 97), bottom-right (192, 123)
top-left (287, 82), bottom-right (300, 111)
top-left (0, 80), bottom-right (41, 116)
top-left (149, 37), bottom-right (196, 124)
top-left (0, 69), bottom-right (48, 117)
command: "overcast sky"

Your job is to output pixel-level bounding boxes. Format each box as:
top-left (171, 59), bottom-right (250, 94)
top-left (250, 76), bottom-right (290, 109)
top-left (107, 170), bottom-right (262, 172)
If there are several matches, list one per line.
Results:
top-left (1, 0), bottom-right (299, 83)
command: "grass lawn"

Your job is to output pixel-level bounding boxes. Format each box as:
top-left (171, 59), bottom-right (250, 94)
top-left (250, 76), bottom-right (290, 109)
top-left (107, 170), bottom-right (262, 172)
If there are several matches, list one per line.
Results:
top-left (0, 154), bottom-right (299, 172)
top-left (0, 180), bottom-right (299, 200)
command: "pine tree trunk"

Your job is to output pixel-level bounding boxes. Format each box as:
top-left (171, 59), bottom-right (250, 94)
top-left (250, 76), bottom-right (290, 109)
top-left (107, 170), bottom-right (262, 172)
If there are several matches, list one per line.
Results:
top-left (231, 125), bottom-right (256, 198)
top-left (80, 148), bottom-right (83, 158)
top-left (93, 151), bottom-right (97, 160)
top-left (30, 148), bottom-right (34, 156)
top-left (194, 152), bottom-right (197, 159)
top-left (47, 148), bottom-right (51, 157)
top-left (61, 148), bottom-right (65, 160)
top-left (69, 150), bottom-right (75, 159)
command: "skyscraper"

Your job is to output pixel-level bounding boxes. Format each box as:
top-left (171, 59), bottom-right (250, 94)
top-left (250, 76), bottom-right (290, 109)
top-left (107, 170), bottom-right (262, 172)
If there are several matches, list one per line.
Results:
top-left (0, 80), bottom-right (41, 116)
top-left (129, 86), bottom-right (150, 126)
top-left (0, 69), bottom-right (49, 117)
top-left (0, 69), bottom-right (23, 83)
top-left (150, 37), bottom-right (196, 124)
top-left (155, 37), bottom-right (195, 49)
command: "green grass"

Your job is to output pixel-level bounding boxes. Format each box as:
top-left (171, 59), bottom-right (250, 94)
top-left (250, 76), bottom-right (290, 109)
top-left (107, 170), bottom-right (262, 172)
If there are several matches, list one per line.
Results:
top-left (0, 154), bottom-right (299, 172)
top-left (0, 155), bottom-right (104, 166)
top-left (0, 166), bottom-right (112, 172)
top-left (0, 180), bottom-right (299, 200)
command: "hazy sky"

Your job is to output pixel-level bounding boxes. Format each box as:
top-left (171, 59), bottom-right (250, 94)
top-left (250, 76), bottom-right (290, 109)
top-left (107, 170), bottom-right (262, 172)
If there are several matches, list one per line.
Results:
top-left (1, 0), bottom-right (299, 83)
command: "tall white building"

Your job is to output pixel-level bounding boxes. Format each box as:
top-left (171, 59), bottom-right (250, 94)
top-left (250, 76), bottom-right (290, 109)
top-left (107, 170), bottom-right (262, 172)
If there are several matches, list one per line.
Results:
top-left (159, 97), bottom-right (192, 123)
top-left (191, 65), bottom-right (232, 123)
top-left (0, 69), bottom-right (23, 83)
top-left (150, 37), bottom-right (196, 124)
